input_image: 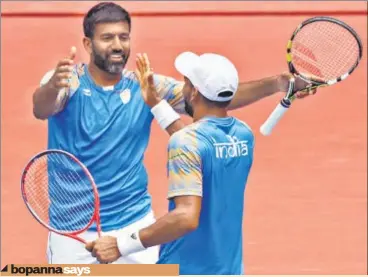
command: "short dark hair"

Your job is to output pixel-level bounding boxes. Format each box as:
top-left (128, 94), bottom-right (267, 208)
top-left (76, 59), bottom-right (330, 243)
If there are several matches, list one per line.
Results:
top-left (199, 93), bottom-right (232, 109)
top-left (83, 2), bottom-right (131, 38)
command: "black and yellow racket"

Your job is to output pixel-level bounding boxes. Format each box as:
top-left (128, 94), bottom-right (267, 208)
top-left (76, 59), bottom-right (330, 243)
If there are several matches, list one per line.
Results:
top-left (260, 16), bottom-right (363, 136)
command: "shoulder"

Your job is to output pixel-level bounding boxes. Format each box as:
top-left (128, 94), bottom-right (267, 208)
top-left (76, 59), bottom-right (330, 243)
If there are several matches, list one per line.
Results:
top-left (234, 118), bottom-right (255, 147)
top-left (168, 122), bottom-right (204, 151)
top-left (153, 74), bottom-right (184, 97)
top-left (236, 119), bottom-right (254, 136)
top-left (153, 74), bottom-right (182, 85)
top-left (168, 123), bottom-right (205, 168)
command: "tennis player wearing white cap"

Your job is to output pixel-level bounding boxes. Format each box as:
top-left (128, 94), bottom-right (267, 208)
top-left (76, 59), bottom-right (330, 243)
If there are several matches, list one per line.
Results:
top-left (110, 52), bottom-right (255, 274)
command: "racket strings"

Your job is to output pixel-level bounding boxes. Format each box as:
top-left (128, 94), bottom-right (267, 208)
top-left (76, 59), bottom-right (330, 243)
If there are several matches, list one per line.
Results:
top-left (294, 35), bottom-right (355, 78)
top-left (45, 153), bottom-right (96, 227)
top-left (295, 24), bottom-right (357, 75)
top-left (50, 154), bottom-right (93, 205)
top-left (27, 161), bottom-right (84, 211)
top-left (294, 29), bottom-right (358, 79)
top-left (27, 164), bottom-right (91, 227)
top-left (26, 156), bottom-right (91, 213)
top-left (25, 155), bottom-right (95, 231)
top-left (23, 153), bottom-right (96, 233)
top-left (25, 156), bottom-right (93, 230)
top-left (291, 21), bottom-right (360, 80)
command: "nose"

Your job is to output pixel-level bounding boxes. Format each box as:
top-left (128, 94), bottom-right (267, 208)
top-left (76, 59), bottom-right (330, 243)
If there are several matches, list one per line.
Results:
top-left (111, 36), bottom-right (123, 51)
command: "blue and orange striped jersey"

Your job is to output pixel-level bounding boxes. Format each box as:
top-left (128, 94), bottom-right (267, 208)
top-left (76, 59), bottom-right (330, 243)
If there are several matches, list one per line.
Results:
top-left (157, 116), bottom-right (255, 275)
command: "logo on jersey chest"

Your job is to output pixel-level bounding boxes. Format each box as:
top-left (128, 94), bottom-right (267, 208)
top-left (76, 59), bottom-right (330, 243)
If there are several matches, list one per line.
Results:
top-left (119, 89), bottom-right (131, 104)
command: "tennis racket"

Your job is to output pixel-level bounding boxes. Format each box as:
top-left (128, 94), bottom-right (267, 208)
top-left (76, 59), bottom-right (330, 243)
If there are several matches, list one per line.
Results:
top-left (21, 149), bottom-right (101, 244)
top-left (260, 16), bottom-right (363, 136)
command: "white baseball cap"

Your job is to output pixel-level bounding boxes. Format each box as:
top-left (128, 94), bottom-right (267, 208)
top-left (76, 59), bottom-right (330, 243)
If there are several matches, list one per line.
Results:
top-left (174, 51), bottom-right (239, 102)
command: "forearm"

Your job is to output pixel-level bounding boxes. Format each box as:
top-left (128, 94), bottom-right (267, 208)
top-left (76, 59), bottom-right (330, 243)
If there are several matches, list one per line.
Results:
top-left (139, 208), bottom-right (195, 248)
top-left (229, 75), bottom-right (281, 110)
top-left (32, 83), bottom-right (60, 119)
top-left (165, 119), bottom-right (186, 136)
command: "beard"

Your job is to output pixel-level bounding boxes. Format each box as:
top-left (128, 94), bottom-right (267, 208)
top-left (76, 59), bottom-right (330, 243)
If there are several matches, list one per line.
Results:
top-left (92, 45), bottom-right (130, 75)
top-left (184, 99), bottom-right (194, 117)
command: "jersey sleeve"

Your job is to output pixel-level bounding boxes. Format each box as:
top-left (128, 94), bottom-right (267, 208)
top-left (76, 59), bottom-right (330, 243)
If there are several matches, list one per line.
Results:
top-left (166, 129), bottom-right (203, 199)
top-left (153, 74), bottom-right (186, 115)
top-left (39, 65), bottom-right (80, 115)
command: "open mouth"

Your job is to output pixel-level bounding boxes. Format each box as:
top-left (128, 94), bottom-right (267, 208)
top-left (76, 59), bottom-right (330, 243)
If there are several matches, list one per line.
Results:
top-left (109, 54), bottom-right (125, 62)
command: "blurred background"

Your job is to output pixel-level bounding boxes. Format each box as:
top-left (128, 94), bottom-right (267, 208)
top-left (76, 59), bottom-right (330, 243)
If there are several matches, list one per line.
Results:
top-left (1, 1), bottom-right (367, 274)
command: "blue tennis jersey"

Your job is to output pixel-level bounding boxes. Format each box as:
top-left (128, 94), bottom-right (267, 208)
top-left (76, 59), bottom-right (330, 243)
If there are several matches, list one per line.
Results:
top-left (41, 63), bottom-right (185, 232)
top-left (157, 116), bottom-right (255, 275)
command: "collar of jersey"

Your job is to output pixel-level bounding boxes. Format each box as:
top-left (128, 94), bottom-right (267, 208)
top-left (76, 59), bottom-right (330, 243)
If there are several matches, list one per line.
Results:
top-left (84, 64), bottom-right (125, 93)
top-left (199, 116), bottom-right (235, 125)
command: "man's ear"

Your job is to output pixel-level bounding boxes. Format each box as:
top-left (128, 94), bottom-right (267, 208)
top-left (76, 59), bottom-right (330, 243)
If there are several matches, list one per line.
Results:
top-left (191, 88), bottom-right (200, 102)
top-left (83, 37), bottom-right (93, 55)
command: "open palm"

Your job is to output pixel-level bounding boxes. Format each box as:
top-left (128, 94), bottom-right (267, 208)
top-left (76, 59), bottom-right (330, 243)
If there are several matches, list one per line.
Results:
top-left (135, 53), bottom-right (160, 107)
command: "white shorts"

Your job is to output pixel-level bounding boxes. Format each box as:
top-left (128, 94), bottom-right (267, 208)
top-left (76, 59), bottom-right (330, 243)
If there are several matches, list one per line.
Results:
top-left (46, 211), bottom-right (159, 264)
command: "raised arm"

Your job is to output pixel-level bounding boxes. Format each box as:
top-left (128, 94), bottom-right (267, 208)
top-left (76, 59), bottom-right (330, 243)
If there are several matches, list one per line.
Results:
top-left (32, 47), bottom-right (77, 119)
top-left (135, 53), bottom-right (186, 136)
top-left (228, 73), bottom-right (316, 110)
top-left (135, 54), bottom-right (316, 136)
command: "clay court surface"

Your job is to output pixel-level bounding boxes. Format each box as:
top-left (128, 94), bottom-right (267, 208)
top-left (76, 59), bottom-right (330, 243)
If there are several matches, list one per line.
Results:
top-left (1, 1), bottom-right (367, 274)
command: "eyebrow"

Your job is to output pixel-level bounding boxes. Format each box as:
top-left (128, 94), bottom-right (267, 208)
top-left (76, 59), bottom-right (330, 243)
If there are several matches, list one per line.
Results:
top-left (100, 32), bottom-right (129, 37)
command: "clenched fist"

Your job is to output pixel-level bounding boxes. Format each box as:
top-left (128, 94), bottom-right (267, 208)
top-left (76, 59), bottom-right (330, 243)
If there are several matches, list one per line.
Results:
top-left (48, 46), bottom-right (77, 90)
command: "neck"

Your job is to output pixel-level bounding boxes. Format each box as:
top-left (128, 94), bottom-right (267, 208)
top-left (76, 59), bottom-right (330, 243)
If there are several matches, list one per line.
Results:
top-left (193, 106), bottom-right (228, 122)
top-left (88, 63), bottom-right (122, 87)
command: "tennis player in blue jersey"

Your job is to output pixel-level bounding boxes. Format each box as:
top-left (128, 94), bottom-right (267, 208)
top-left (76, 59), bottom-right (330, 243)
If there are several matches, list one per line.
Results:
top-left (90, 52), bottom-right (254, 274)
top-left (32, 2), bottom-right (315, 264)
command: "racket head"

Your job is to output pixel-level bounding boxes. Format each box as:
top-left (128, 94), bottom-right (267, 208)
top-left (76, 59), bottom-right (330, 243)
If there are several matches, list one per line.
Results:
top-left (20, 149), bottom-right (101, 240)
top-left (286, 16), bottom-right (363, 86)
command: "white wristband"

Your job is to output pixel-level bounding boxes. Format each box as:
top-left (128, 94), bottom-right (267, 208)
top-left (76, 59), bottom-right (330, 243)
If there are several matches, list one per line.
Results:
top-left (151, 100), bottom-right (180, 130)
top-left (117, 231), bottom-right (146, 257)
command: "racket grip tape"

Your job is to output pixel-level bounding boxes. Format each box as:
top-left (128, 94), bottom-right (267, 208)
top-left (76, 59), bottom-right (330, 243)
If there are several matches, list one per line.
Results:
top-left (260, 98), bottom-right (291, 136)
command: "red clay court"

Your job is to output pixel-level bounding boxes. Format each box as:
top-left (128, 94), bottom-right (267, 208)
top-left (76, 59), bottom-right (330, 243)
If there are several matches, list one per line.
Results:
top-left (1, 1), bottom-right (367, 274)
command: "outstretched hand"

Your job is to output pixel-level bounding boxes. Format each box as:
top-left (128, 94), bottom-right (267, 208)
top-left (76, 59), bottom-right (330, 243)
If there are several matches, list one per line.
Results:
top-left (135, 53), bottom-right (160, 107)
top-left (48, 46), bottom-right (77, 90)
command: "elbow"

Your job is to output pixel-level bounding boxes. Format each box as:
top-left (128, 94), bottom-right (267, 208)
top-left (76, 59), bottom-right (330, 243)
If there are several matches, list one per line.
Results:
top-left (174, 198), bottom-right (201, 233)
top-left (181, 214), bottom-right (199, 233)
top-left (32, 102), bottom-right (48, 120)
top-left (32, 93), bottom-right (48, 120)
top-left (33, 108), bottom-right (48, 120)
top-left (186, 220), bottom-right (199, 232)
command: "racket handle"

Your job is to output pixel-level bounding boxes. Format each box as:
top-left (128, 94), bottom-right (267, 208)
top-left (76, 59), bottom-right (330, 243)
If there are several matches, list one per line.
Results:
top-left (260, 98), bottom-right (291, 136)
